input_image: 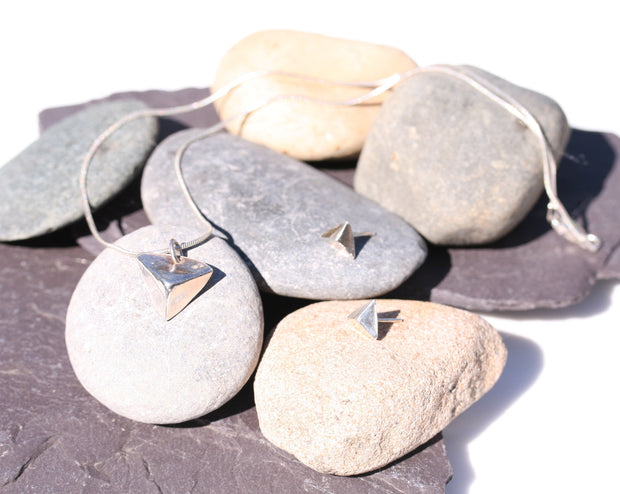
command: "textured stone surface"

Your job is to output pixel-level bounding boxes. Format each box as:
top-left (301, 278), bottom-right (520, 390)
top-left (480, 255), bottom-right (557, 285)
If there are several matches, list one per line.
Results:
top-left (141, 130), bottom-right (427, 300)
top-left (0, 100), bottom-right (158, 241)
top-left (212, 29), bottom-right (417, 160)
top-left (66, 226), bottom-right (262, 424)
top-left (354, 65), bottom-right (570, 245)
top-left (0, 235), bottom-right (453, 493)
top-left (255, 299), bottom-right (507, 475)
top-left (393, 130), bottom-right (620, 310)
top-left (40, 90), bottom-right (620, 310)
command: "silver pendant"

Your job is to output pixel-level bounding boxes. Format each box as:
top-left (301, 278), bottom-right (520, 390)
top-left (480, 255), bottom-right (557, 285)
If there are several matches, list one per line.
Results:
top-left (137, 252), bottom-right (213, 321)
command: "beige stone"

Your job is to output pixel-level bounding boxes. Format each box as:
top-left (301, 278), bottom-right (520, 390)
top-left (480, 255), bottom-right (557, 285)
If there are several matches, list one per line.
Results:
top-left (212, 30), bottom-right (416, 161)
top-left (254, 299), bottom-right (506, 475)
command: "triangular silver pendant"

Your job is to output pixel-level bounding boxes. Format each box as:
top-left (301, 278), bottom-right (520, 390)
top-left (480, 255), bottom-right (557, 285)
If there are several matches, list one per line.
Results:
top-left (137, 253), bottom-right (213, 321)
top-left (322, 222), bottom-right (355, 258)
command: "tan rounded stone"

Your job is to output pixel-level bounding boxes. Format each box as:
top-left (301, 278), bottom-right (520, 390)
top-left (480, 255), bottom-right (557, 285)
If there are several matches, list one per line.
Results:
top-left (254, 299), bottom-right (506, 475)
top-left (212, 30), bottom-right (417, 161)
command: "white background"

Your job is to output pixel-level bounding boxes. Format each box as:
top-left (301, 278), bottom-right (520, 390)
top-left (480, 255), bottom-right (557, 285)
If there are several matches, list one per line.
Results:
top-left (1, 2), bottom-right (618, 493)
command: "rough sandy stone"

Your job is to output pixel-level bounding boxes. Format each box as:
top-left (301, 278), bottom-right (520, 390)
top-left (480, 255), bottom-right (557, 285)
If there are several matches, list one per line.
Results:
top-left (66, 225), bottom-right (263, 424)
top-left (0, 233), bottom-right (453, 493)
top-left (254, 299), bottom-right (507, 475)
top-left (0, 100), bottom-right (157, 241)
top-left (354, 65), bottom-right (570, 245)
top-left (212, 29), bottom-right (417, 160)
top-left (141, 131), bottom-right (427, 300)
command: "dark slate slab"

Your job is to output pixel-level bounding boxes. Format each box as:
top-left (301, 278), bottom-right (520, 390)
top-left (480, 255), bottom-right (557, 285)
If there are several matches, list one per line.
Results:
top-left (599, 240), bottom-right (620, 279)
top-left (39, 87), bottom-right (216, 132)
top-left (39, 89), bottom-right (620, 310)
top-left (0, 239), bottom-right (452, 493)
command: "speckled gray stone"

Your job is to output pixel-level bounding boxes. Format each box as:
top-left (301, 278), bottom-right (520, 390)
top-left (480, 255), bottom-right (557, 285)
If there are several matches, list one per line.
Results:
top-left (141, 131), bottom-right (427, 299)
top-left (0, 100), bottom-right (157, 241)
top-left (65, 225), bottom-right (263, 424)
top-left (255, 299), bottom-right (506, 475)
top-left (354, 65), bottom-right (570, 245)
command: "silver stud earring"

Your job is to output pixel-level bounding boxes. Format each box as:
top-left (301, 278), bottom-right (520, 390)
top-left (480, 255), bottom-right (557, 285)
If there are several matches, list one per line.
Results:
top-left (347, 299), bottom-right (403, 339)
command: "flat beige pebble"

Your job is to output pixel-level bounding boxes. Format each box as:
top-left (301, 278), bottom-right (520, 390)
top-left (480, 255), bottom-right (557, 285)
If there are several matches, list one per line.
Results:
top-left (212, 30), bottom-right (416, 160)
top-left (254, 299), bottom-right (506, 475)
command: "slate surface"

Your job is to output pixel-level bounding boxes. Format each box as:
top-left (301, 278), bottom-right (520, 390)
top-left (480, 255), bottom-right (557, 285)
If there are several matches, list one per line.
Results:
top-left (0, 237), bottom-right (452, 493)
top-left (39, 88), bottom-right (620, 310)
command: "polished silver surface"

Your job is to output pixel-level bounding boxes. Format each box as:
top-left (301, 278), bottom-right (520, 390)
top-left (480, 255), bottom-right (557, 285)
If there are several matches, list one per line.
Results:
top-left (347, 299), bottom-right (403, 339)
top-left (137, 253), bottom-right (213, 321)
top-left (322, 222), bottom-right (356, 258)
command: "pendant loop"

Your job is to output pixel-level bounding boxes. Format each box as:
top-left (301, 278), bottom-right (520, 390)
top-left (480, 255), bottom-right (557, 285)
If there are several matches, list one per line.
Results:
top-left (169, 239), bottom-right (183, 264)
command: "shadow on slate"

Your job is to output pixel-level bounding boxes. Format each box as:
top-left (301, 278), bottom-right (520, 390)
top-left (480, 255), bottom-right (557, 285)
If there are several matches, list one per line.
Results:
top-left (493, 129), bottom-right (614, 248)
top-left (391, 130), bottom-right (620, 311)
top-left (316, 132), bottom-right (620, 311)
top-left (40, 89), bottom-right (620, 310)
top-left (0, 241), bottom-right (453, 493)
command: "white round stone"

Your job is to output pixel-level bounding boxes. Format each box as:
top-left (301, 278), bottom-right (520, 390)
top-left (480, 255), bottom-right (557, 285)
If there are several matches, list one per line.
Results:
top-left (66, 226), bottom-right (263, 424)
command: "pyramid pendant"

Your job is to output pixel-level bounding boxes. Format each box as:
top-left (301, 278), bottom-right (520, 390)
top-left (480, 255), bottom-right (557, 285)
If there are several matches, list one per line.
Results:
top-left (137, 253), bottom-right (213, 321)
top-left (322, 222), bottom-right (355, 258)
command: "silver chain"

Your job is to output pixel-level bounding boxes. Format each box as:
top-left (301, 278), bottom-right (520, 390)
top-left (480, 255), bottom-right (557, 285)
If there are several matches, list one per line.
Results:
top-left (80, 65), bottom-right (601, 256)
top-left (79, 71), bottom-right (399, 257)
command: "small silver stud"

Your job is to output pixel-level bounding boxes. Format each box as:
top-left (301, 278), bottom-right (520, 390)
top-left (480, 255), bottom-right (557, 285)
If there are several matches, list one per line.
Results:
top-left (322, 222), bottom-right (356, 258)
top-left (347, 299), bottom-right (403, 339)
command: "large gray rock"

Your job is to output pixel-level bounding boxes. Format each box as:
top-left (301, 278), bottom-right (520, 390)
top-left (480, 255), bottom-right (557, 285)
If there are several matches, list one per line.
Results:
top-left (354, 65), bottom-right (570, 245)
top-left (0, 227), bottom-right (453, 494)
top-left (66, 225), bottom-right (263, 424)
top-left (141, 131), bottom-right (427, 300)
top-left (255, 299), bottom-right (507, 475)
top-left (0, 100), bottom-right (158, 241)
top-left (393, 130), bottom-right (620, 310)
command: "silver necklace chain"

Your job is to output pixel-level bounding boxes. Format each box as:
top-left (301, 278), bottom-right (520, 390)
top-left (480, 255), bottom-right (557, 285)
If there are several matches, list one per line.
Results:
top-left (79, 65), bottom-right (601, 256)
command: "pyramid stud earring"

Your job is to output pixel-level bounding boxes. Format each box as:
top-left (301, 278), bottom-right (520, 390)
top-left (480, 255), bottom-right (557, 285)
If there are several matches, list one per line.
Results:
top-left (322, 222), bottom-right (356, 258)
top-left (347, 299), bottom-right (403, 339)
top-left (137, 239), bottom-right (213, 321)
